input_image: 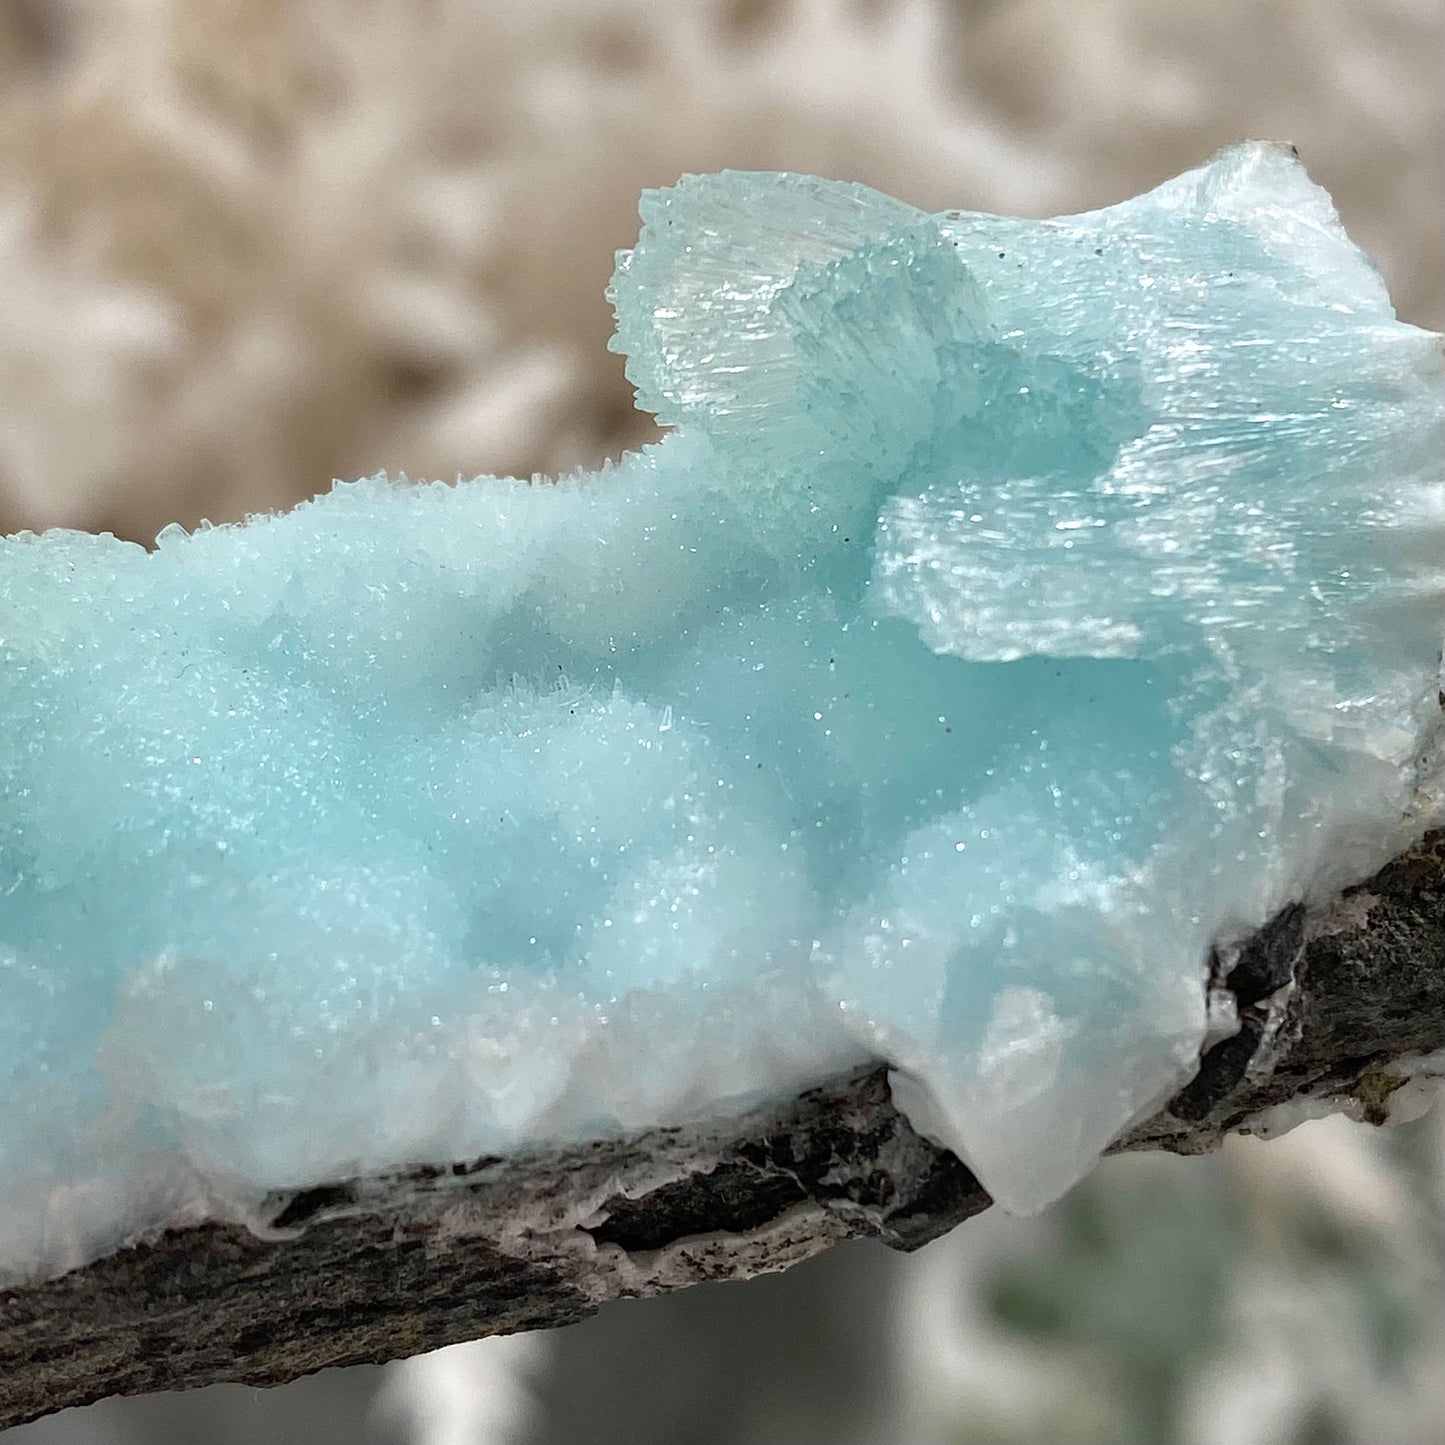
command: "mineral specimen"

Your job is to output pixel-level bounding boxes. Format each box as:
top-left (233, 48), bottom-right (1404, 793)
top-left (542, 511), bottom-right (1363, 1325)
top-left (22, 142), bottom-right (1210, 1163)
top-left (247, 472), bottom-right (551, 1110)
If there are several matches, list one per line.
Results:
top-left (0, 143), bottom-right (1440, 1280)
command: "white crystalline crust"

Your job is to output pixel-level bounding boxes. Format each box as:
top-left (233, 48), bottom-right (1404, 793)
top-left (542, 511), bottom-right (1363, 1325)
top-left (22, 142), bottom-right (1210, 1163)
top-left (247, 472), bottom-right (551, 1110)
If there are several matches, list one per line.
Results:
top-left (0, 144), bottom-right (1441, 1282)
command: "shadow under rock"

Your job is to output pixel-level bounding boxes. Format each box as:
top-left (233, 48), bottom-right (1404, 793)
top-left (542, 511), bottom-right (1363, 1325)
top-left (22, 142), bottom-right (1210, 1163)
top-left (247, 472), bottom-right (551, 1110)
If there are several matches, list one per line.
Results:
top-left (525, 1238), bottom-right (906, 1445)
top-left (2, 1362), bottom-right (389, 1445)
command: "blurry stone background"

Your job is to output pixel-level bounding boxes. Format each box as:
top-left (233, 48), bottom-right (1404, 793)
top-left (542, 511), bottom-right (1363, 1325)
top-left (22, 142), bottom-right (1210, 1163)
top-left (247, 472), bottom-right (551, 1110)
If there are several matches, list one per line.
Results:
top-left (2, 1), bottom-right (1443, 1443)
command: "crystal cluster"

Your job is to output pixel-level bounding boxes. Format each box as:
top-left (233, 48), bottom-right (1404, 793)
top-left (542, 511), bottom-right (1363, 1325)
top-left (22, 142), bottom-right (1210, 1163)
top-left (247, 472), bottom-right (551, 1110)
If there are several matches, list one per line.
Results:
top-left (1, 143), bottom-right (1440, 1280)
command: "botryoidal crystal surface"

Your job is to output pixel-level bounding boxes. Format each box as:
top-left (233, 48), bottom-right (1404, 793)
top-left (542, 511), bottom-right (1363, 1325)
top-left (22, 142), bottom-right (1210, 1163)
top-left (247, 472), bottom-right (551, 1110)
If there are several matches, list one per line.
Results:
top-left (1, 144), bottom-right (1442, 1280)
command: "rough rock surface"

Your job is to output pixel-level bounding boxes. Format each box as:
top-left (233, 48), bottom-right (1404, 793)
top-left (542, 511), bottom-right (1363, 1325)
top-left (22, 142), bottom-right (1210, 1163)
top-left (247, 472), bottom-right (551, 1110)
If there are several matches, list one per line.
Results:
top-left (1, 832), bottom-right (1442, 1430)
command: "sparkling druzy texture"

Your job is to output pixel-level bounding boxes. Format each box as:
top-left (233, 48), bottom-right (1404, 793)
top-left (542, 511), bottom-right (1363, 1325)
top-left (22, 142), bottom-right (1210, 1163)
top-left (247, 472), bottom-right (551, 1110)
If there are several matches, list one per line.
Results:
top-left (2, 144), bottom-right (1443, 1278)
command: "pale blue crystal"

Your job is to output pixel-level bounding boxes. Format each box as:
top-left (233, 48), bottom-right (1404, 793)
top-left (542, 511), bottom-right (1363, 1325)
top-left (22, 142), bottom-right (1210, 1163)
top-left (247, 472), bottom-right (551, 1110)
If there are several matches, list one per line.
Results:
top-left (1, 143), bottom-right (1441, 1277)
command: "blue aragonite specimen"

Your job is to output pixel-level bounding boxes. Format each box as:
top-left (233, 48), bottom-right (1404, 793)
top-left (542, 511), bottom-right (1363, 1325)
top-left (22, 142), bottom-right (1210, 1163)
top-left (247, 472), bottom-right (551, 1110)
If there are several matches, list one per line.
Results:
top-left (1, 143), bottom-right (1442, 1278)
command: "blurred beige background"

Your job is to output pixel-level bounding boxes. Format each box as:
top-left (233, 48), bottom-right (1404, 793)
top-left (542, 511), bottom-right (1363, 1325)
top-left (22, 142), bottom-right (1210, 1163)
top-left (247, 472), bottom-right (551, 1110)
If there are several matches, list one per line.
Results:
top-left (1, 2), bottom-right (1442, 1443)
top-left (0, 0), bottom-right (1439, 545)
